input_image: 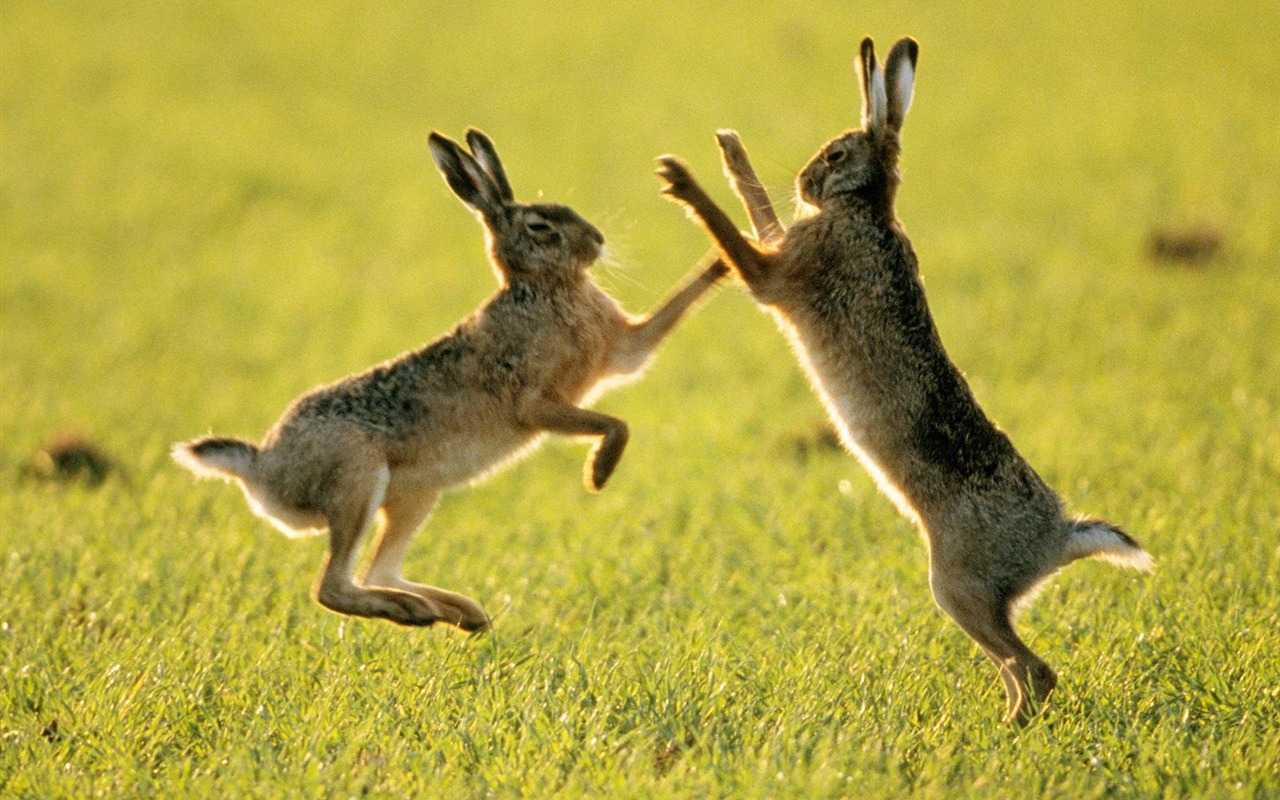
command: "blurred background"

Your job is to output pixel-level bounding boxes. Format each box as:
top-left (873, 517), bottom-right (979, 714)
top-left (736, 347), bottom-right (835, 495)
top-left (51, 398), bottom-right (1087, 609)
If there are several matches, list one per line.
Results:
top-left (3, 1), bottom-right (1276, 473)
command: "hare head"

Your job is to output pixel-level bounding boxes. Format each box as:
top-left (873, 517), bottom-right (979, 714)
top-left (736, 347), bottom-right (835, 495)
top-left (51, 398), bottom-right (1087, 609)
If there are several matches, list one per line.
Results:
top-left (797, 37), bottom-right (918, 211)
top-left (428, 128), bottom-right (605, 286)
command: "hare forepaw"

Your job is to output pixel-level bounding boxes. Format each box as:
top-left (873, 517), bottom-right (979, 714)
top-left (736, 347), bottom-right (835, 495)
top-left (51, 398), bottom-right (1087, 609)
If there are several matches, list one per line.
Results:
top-left (584, 450), bottom-right (616, 493)
top-left (656, 156), bottom-right (701, 205)
top-left (583, 422), bottom-right (629, 493)
top-left (715, 129), bottom-right (750, 174)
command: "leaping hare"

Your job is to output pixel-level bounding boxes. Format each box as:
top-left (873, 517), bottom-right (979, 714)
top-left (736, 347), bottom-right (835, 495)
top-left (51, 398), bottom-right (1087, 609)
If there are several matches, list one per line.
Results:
top-left (656, 38), bottom-right (1151, 725)
top-left (175, 128), bottom-right (726, 632)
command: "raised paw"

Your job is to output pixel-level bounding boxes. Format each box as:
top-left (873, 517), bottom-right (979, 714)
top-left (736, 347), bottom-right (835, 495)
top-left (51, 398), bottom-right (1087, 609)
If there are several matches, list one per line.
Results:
top-left (583, 454), bottom-right (608, 493)
top-left (585, 462), bottom-right (608, 493)
top-left (715, 129), bottom-right (751, 175)
top-left (583, 423), bottom-right (628, 493)
top-left (704, 258), bottom-right (731, 281)
top-left (655, 155), bottom-right (701, 204)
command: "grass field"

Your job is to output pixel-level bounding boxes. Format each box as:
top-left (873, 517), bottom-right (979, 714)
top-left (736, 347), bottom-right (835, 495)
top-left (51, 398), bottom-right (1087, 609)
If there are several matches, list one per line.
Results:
top-left (3, 1), bottom-right (1279, 797)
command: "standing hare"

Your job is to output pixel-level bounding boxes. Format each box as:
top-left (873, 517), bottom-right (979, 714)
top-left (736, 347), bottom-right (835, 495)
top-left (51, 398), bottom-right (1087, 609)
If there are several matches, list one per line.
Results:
top-left (175, 128), bottom-right (726, 632)
top-left (656, 37), bottom-right (1151, 725)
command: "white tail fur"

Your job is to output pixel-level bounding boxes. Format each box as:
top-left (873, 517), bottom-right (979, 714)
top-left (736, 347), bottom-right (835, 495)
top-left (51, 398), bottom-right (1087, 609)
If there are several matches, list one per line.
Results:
top-left (172, 437), bottom-right (258, 482)
top-left (1064, 518), bottom-right (1155, 571)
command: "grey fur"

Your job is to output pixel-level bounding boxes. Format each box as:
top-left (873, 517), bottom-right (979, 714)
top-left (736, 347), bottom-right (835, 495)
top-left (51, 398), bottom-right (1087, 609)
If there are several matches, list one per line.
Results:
top-left (657, 37), bottom-right (1151, 725)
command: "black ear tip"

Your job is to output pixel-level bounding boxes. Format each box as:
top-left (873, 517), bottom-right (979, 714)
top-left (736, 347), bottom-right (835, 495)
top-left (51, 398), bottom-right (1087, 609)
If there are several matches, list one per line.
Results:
top-left (903, 37), bottom-right (920, 63)
top-left (465, 127), bottom-right (496, 150)
top-left (860, 37), bottom-right (876, 58)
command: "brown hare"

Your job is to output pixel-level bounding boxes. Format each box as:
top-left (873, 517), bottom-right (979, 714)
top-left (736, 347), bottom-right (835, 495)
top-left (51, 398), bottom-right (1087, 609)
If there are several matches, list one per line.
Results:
top-left (656, 37), bottom-right (1151, 725)
top-left (175, 128), bottom-right (726, 632)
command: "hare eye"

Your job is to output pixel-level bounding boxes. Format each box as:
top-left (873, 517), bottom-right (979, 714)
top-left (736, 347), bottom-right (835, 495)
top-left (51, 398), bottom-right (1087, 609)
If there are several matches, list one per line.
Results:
top-left (526, 220), bottom-right (553, 233)
top-left (825, 149), bottom-right (846, 165)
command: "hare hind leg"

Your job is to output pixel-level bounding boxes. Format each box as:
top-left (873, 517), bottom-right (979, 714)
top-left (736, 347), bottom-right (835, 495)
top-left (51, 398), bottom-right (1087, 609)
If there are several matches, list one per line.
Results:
top-left (930, 570), bottom-right (1057, 726)
top-left (361, 488), bottom-right (489, 632)
top-left (313, 464), bottom-right (444, 627)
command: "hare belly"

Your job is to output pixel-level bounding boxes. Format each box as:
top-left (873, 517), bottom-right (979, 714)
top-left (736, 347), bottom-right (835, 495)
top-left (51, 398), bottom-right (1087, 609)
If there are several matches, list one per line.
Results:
top-left (793, 338), bottom-right (922, 524)
top-left (821, 402), bottom-right (920, 526)
top-left (391, 429), bottom-right (546, 490)
top-left (785, 330), bottom-right (869, 445)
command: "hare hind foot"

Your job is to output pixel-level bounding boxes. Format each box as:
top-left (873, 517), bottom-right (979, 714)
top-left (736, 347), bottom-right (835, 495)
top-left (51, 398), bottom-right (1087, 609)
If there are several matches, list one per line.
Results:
top-left (930, 571), bottom-right (1057, 727)
top-left (1001, 658), bottom-right (1058, 728)
top-left (364, 576), bottom-right (490, 632)
top-left (423, 588), bottom-right (490, 633)
top-left (315, 582), bottom-right (448, 627)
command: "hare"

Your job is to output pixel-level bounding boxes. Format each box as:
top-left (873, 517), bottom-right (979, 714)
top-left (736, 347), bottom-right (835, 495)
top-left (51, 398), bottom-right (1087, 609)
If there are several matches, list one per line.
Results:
top-left (655, 37), bottom-right (1152, 725)
top-left (174, 128), bottom-right (726, 632)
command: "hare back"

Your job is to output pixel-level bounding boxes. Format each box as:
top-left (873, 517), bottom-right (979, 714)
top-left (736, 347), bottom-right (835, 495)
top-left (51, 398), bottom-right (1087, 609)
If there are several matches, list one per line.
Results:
top-left (274, 282), bottom-right (622, 430)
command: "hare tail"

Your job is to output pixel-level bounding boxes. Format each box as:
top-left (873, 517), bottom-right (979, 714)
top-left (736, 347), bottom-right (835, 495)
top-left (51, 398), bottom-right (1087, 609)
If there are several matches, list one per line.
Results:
top-left (172, 436), bottom-right (259, 481)
top-left (1063, 517), bottom-right (1154, 571)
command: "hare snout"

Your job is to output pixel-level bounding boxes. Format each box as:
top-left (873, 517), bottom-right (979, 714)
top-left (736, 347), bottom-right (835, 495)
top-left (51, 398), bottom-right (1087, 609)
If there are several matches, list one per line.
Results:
top-left (797, 166), bottom-right (825, 207)
top-left (579, 224), bottom-right (606, 263)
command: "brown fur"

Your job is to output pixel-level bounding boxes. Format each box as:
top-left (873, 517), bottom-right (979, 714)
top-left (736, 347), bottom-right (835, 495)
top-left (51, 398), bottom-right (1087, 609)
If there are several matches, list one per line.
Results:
top-left (175, 128), bottom-right (727, 632)
top-left (657, 38), bottom-right (1151, 725)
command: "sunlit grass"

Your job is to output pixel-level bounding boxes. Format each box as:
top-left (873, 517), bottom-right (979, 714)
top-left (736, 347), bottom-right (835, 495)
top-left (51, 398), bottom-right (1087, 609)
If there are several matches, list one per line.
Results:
top-left (3, 1), bottom-right (1278, 797)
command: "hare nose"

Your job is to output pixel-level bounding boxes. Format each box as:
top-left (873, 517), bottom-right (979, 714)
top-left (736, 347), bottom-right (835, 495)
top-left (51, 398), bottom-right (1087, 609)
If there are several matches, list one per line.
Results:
top-left (588, 226), bottom-right (605, 246)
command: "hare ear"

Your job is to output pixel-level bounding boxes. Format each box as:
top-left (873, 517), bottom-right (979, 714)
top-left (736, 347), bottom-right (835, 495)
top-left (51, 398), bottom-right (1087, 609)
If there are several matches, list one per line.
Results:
top-left (856, 37), bottom-right (887, 131)
top-left (465, 127), bottom-right (515, 202)
top-left (428, 131), bottom-right (501, 215)
top-left (884, 37), bottom-right (919, 131)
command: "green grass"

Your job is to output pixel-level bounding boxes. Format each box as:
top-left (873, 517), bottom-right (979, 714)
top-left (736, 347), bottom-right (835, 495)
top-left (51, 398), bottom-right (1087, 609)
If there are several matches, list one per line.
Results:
top-left (3, 1), bottom-right (1279, 797)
